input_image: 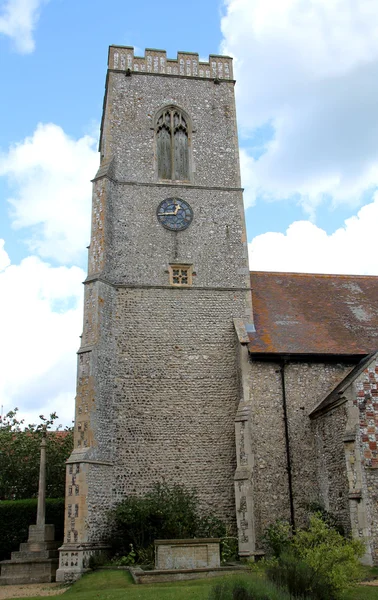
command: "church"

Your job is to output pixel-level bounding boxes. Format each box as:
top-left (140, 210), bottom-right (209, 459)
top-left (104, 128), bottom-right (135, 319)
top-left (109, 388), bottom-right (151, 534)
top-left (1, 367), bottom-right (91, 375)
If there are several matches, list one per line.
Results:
top-left (56, 46), bottom-right (378, 581)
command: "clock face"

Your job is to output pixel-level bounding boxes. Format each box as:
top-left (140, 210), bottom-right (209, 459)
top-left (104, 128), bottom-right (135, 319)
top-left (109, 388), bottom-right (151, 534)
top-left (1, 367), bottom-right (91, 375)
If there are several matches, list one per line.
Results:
top-left (156, 198), bottom-right (193, 231)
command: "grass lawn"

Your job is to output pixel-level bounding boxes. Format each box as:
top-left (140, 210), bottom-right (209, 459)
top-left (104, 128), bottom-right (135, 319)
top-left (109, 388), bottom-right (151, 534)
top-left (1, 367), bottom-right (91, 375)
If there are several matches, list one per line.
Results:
top-left (8, 570), bottom-right (378, 600)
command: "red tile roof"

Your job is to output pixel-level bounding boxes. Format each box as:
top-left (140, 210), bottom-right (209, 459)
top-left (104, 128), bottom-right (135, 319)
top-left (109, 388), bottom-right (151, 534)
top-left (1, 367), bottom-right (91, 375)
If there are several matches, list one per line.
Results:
top-left (248, 271), bottom-right (378, 356)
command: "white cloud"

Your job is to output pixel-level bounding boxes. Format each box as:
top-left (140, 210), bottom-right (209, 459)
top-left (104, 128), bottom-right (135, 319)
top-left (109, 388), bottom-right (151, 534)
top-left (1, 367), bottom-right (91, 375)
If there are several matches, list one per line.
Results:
top-left (0, 246), bottom-right (84, 426)
top-left (0, 0), bottom-right (47, 53)
top-left (0, 123), bottom-right (98, 264)
top-left (249, 191), bottom-right (378, 275)
top-left (222, 0), bottom-right (378, 212)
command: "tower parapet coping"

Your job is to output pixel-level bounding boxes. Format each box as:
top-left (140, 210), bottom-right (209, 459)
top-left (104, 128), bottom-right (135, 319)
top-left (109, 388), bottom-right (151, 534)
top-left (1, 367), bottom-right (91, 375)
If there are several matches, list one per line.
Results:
top-left (108, 46), bottom-right (233, 80)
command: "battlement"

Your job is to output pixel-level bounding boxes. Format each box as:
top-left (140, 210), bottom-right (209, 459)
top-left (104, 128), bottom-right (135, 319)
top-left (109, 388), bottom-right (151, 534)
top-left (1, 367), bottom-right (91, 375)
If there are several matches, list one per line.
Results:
top-left (108, 46), bottom-right (234, 80)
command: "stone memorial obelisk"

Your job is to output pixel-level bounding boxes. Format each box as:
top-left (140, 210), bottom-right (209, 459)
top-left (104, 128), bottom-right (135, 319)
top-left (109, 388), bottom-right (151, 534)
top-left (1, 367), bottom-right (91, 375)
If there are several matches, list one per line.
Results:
top-left (0, 432), bottom-right (61, 585)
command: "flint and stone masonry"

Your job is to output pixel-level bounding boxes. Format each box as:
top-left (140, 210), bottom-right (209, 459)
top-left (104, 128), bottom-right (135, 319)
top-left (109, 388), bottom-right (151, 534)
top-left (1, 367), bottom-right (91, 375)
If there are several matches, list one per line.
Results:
top-left (57, 46), bottom-right (378, 581)
top-left (56, 47), bottom-right (253, 581)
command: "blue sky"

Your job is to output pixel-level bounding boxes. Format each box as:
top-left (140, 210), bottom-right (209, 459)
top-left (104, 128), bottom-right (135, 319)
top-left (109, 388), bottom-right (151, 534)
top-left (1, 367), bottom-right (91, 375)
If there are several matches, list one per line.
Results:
top-left (1, 0), bottom-right (378, 425)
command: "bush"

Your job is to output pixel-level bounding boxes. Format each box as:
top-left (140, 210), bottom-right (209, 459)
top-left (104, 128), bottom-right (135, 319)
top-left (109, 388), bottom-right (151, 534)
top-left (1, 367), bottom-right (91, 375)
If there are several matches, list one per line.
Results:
top-left (109, 482), bottom-right (227, 561)
top-left (208, 577), bottom-right (299, 600)
top-left (265, 514), bottom-right (364, 599)
top-left (88, 551), bottom-right (110, 570)
top-left (262, 520), bottom-right (292, 558)
top-left (0, 498), bottom-right (65, 560)
top-left (266, 552), bottom-right (332, 600)
top-left (111, 544), bottom-right (137, 567)
top-left (135, 544), bottom-right (154, 566)
top-left (305, 502), bottom-right (345, 537)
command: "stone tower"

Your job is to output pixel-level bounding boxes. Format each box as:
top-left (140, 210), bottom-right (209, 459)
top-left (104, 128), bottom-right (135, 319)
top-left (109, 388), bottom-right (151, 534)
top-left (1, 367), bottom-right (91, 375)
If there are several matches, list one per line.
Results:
top-left (56, 46), bottom-right (253, 581)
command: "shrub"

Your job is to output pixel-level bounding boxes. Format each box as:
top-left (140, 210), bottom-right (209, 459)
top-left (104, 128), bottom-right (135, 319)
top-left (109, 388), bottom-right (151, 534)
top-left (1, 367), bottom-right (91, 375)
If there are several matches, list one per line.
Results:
top-left (88, 551), bottom-right (110, 570)
top-left (208, 576), bottom-right (299, 600)
top-left (266, 514), bottom-right (364, 599)
top-left (110, 544), bottom-right (137, 567)
top-left (262, 520), bottom-right (292, 558)
top-left (135, 544), bottom-right (154, 566)
top-left (109, 482), bottom-right (226, 561)
top-left (220, 532), bottom-right (239, 564)
top-left (0, 498), bottom-right (65, 560)
top-left (306, 502), bottom-right (345, 537)
top-left (292, 514), bottom-right (364, 596)
top-left (266, 552), bottom-right (332, 600)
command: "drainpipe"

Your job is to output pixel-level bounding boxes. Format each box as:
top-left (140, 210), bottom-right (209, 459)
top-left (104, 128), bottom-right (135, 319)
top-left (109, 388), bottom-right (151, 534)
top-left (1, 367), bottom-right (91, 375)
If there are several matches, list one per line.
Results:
top-left (280, 359), bottom-right (295, 530)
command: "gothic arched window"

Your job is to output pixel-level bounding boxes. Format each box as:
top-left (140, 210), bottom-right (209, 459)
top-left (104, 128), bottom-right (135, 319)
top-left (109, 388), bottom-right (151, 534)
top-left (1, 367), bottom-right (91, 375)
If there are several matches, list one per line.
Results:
top-left (156, 107), bottom-right (190, 181)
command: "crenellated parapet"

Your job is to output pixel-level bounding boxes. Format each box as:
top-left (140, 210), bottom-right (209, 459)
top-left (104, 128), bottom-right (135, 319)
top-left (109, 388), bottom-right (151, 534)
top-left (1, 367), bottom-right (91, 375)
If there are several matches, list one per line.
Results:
top-left (108, 46), bottom-right (234, 80)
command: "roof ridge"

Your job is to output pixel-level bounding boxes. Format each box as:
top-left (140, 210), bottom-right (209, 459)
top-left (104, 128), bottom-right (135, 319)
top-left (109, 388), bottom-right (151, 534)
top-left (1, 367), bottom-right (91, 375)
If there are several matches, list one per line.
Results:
top-left (250, 271), bottom-right (378, 279)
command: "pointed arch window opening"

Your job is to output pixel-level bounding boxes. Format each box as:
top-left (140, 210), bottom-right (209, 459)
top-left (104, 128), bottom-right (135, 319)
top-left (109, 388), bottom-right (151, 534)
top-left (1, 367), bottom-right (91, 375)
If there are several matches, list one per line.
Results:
top-left (156, 108), bottom-right (190, 181)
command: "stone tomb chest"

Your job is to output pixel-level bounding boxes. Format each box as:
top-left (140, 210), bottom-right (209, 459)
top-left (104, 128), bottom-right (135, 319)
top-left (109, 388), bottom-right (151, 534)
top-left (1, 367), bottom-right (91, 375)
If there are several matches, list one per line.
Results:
top-left (154, 539), bottom-right (221, 570)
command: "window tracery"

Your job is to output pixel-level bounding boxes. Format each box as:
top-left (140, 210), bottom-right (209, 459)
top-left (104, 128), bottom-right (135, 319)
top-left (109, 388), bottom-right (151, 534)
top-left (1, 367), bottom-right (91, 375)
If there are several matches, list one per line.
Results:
top-left (156, 107), bottom-right (190, 181)
top-left (169, 264), bottom-right (193, 286)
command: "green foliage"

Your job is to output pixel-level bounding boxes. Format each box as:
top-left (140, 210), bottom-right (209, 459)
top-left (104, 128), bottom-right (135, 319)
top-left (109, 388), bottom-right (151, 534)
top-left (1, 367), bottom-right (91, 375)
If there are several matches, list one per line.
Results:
top-left (109, 482), bottom-right (226, 561)
top-left (0, 408), bottom-right (73, 500)
top-left (292, 514), bottom-right (364, 596)
top-left (196, 514), bottom-right (227, 539)
top-left (208, 576), bottom-right (297, 600)
top-left (265, 514), bottom-right (365, 599)
top-left (305, 502), bottom-right (345, 537)
top-left (262, 520), bottom-right (293, 558)
top-left (220, 532), bottom-right (239, 564)
top-left (134, 544), bottom-right (154, 567)
top-left (266, 551), bottom-right (332, 600)
top-left (0, 497), bottom-right (65, 560)
top-left (88, 551), bottom-right (110, 570)
top-left (111, 544), bottom-right (137, 567)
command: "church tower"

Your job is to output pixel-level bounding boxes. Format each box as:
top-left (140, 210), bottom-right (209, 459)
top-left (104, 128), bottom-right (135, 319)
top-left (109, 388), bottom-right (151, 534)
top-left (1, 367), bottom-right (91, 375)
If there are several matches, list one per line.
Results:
top-left (57, 46), bottom-right (253, 581)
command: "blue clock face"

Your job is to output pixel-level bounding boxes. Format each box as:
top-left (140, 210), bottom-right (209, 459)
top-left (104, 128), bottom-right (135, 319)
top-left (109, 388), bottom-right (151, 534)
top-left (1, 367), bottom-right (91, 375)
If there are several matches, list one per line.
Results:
top-left (157, 198), bottom-right (193, 231)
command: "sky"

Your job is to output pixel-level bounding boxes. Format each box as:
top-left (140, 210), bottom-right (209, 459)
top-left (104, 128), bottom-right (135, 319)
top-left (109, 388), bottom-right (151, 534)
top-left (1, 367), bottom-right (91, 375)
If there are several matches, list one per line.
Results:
top-left (1, 0), bottom-right (378, 427)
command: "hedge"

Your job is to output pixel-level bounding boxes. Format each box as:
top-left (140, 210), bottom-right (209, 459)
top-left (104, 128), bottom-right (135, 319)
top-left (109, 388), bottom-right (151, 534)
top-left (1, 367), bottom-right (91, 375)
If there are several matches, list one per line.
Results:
top-left (0, 498), bottom-right (65, 561)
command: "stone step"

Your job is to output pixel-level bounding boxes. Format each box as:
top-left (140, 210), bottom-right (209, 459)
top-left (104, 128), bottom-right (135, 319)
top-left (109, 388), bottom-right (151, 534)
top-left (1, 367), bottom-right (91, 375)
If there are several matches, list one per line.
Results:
top-left (0, 558), bottom-right (58, 585)
top-left (19, 541), bottom-right (61, 552)
top-left (11, 550), bottom-right (59, 561)
top-left (0, 575), bottom-right (54, 586)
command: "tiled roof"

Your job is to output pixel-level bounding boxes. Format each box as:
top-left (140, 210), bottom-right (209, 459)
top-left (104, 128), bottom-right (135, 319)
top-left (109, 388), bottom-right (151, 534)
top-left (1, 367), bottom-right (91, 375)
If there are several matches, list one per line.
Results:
top-left (248, 271), bottom-right (378, 356)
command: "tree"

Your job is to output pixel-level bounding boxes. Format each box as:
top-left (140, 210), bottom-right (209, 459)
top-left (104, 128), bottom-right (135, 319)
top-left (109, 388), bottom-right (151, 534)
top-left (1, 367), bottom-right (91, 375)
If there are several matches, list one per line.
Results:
top-left (0, 408), bottom-right (73, 500)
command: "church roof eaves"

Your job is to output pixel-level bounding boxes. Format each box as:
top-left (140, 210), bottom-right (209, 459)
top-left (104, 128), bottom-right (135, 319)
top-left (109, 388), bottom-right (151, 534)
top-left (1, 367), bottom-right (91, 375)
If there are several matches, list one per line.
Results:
top-left (309, 351), bottom-right (378, 418)
top-left (248, 271), bottom-right (378, 356)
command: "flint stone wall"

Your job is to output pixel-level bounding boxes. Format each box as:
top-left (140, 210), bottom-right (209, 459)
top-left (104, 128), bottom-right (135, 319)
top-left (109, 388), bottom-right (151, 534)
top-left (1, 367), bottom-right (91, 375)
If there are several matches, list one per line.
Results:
top-left (313, 404), bottom-right (351, 535)
top-left (65, 53), bottom-right (252, 548)
top-left (112, 286), bottom-right (247, 520)
top-left (247, 359), bottom-right (353, 546)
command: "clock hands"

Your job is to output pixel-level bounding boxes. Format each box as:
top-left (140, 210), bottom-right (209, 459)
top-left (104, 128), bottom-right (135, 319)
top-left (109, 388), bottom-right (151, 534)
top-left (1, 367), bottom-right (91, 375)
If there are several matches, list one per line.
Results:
top-left (159, 202), bottom-right (181, 216)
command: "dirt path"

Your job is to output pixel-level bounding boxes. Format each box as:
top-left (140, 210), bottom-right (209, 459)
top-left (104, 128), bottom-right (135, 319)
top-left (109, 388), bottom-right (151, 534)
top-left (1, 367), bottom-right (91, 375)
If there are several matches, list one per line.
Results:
top-left (0, 583), bottom-right (67, 599)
